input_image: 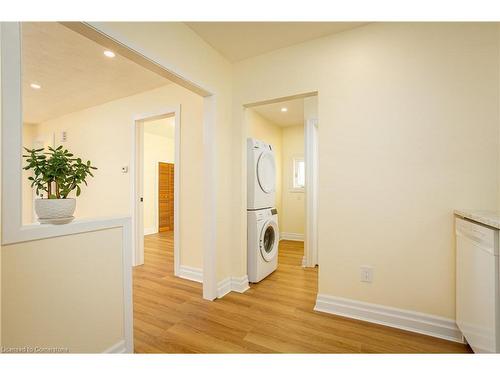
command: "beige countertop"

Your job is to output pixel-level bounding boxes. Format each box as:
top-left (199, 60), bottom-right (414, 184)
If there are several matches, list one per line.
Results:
top-left (454, 209), bottom-right (500, 230)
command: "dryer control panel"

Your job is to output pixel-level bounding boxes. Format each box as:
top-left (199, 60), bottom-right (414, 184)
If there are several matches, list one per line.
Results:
top-left (248, 138), bottom-right (272, 151)
top-left (254, 208), bottom-right (278, 221)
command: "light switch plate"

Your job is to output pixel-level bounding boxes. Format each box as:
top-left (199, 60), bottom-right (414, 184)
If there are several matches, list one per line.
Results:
top-left (360, 266), bottom-right (374, 283)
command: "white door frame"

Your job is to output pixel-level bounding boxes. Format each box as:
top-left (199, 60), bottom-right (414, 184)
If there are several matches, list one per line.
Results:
top-left (305, 118), bottom-right (319, 267)
top-left (202, 95), bottom-right (217, 300)
top-left (244, 92), bottom-right (319, 272)
top-left (131, 107), bottom-right (181, 277)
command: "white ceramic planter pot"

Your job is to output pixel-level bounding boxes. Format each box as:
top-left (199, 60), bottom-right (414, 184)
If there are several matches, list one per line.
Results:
top-left (35, 198), bottom-right (76, 224)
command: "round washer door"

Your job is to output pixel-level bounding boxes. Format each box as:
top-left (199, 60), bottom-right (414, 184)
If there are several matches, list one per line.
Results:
top-left (259, 219), bottom-right (279, 262)
top-left (257, 150), bottom-right (276, 194)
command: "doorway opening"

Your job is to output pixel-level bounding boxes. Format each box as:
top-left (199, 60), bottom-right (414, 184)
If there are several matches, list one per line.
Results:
top-left (133, 111), bottom-right (180, 277)
top-left (14, 21), bottom-right (217, 303)
top-left (243, 92), bottom-right (319, 291)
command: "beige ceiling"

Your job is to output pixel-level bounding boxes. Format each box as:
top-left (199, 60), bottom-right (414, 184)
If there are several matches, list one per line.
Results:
top-left (253, 97), bottom-right (304, 127)
top-left (185, 22), bottom-right (367, 62)
top-left (144, 117), bottom-right (175, 139)
top-left (22, 22), bottom-right (170, 124)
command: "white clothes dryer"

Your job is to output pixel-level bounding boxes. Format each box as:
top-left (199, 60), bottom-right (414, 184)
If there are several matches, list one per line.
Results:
top-left (247, 138), bottom-right (276, 210)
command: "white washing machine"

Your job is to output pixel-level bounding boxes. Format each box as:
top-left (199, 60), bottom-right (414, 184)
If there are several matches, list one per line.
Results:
top-left (247, 138), bottom-right (276, 210)
top-left (247, 208), bottom-right (279, 282)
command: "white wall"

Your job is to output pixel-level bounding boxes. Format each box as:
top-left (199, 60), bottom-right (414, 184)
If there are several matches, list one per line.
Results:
top-left (33, 84), bottom-right (204, 269)
top-left (234, 23), bottom-right (500, 319)
top-left (2, 227), bottom-right (126, 352)
top-left (143, 118), bottom-right (175, 234)
top-left (281, 125), bottom-right (305, 236)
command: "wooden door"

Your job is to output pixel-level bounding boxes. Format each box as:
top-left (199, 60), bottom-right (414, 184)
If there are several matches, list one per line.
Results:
top-left (158, 162), bottom-right (174, 232)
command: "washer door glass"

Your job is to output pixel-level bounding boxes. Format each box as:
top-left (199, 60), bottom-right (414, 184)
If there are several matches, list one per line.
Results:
top-left (257, 150), bottom-right (276, 194)
top-left (259, 220), bottom-right (279, 262)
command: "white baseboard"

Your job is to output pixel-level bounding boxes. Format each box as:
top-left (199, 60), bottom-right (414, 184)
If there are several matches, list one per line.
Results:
top-left (144, 227), bottom-right (157, 236)
top-left (230, 275), bottom-right (250, 293)
top-left (217, 275), bottom-right (250, 298)
top-left (178, 265), bottom-right (203, 283)
top-left (177, 266), bottom-right (249, 297)
top-left (280, 232), bottom-right (304, 241)
top-left (217, 277), bottom-right (232, 298)
top-left (314, 294), bottom-right (463, 343)
top-left (103, 340), bottom-right (127, 353)
top-left (302, 256), bottom-right (307, 267)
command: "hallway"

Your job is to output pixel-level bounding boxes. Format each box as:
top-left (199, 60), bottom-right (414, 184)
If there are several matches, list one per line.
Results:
top-left (133, 232), bottom-right (470, 353)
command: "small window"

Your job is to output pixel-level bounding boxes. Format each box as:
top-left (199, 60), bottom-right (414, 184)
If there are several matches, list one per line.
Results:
top-left (293, 157), bottom-right (305, 190)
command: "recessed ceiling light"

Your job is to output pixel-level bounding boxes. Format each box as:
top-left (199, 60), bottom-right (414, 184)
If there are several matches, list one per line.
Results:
top-left (30, 83), bottom-right (41, 90)
top-left (281, 107), bottom-right (288, 112)
top-left (103, 50), bottom-right (116, 58)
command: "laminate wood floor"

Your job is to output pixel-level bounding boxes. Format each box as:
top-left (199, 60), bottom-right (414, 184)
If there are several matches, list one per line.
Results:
top-left (133, 232), bottom-right (471, 353)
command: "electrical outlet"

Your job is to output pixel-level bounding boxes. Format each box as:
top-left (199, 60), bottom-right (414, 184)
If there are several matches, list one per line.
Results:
top-left (360, 266), bottom-right (373, 283)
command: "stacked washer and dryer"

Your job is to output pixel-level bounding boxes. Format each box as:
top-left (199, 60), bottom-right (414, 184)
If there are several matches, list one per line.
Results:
top-left (247, 138), bottom-right (280, 283)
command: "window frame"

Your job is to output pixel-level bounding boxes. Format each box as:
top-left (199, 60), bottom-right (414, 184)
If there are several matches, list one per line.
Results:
top-left (291, 155), bottom-right (305, 192)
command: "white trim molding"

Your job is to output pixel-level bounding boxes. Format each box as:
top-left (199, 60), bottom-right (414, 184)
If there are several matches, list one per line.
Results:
top-left (143, 227), bottom-right (156, 236)
top-left (178, 265), bottom-right (203, 283)
top-left (202, 95), bottom-right (218, 301)
top-left (304, 113), bottom-right (319, 268)
top-left (216, 275), bottom-right (251, 298)
top-left (314, 294), bottom-right (464, 343)
top-left (280, 232), bottom-right (304, 241)
top-left (230, 275), bottom-right (250, 294)
top-left (178, 266), bottom-right (250, 297)
top-left (103, 340), bottom-right (127, 354)
top-left (217, 277), bottom-right (232, 298)
top-left (121, 218), bottom-right (134, 354)
top-left (177, 267), bottom-right (252, 299)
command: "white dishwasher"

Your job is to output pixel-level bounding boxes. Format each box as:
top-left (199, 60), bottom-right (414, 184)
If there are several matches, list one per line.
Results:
top-left (456, 217), bottom-right (499, 353)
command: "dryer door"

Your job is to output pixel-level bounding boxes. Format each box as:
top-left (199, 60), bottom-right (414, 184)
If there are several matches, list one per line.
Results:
top-left (259, 219), bottom-right (279, 262)
top-left (257, 150), bottom-right (276, 194)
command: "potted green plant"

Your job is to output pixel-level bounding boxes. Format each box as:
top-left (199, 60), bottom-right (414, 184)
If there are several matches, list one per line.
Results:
top-left (23, 145), bottom-right (97, 224)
